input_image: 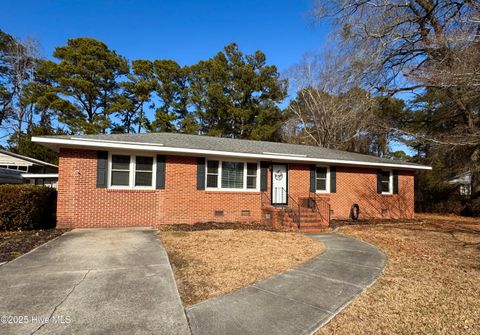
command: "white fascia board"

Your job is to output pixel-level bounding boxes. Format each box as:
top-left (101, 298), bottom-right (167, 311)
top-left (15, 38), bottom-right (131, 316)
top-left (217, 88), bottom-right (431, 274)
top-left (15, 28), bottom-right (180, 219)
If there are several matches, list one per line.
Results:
top-left (21, 173), bottom-right (59, 178)
top-left (32, 136), bottom-right (432, 171)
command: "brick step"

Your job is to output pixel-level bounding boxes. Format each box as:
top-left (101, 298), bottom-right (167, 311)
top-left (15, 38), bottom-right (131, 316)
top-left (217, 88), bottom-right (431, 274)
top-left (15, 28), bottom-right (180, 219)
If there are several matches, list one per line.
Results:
top-left (299, 223), bottom-right (329, 228)
top-left (300, 217), bottom-right (327, 222)
top-left (300, 213), bottom-right (320, 218)
top-left (299, 208), bottom-right (316, 213)
top-left (283, 216), bottom-right (327, 223)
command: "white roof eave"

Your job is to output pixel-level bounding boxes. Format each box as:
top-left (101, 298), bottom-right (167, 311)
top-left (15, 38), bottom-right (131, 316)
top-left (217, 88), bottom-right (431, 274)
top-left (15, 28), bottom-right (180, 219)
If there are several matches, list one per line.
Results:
top-left (32, 136), bottom-right (432, 171)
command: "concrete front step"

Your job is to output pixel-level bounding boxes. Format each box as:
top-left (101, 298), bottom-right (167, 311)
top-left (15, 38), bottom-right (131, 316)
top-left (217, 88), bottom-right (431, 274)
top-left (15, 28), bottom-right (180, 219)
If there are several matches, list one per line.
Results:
top-left (298, 227), bottom-right (332, 233)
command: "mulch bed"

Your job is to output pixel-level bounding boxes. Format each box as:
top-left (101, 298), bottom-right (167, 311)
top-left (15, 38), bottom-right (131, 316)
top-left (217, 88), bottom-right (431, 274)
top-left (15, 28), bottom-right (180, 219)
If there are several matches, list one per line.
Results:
top-left (330, 218), bottom-right (423, 229)
top-left (157, 221), bottom-right (282, 232)
top-left (0, 229), bottom-right (69, 263)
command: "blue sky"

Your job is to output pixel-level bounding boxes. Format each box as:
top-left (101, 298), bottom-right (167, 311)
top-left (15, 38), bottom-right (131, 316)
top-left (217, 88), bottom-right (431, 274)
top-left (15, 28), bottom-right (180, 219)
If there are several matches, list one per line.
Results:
top-left (0, 0), bottom-right (328, 72)
top-left (0, 1), bottom-right (409, 154)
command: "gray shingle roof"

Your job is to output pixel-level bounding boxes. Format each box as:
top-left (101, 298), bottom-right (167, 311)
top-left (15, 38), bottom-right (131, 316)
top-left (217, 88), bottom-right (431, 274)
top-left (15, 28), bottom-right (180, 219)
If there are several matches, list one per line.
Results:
top-left (39, 132), bottom-right (428, 169)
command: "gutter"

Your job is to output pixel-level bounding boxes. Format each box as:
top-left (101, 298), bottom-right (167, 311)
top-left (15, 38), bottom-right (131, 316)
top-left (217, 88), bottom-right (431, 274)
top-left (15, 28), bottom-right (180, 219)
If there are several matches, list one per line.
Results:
top-left (21, 173), bottom-right (59, 179)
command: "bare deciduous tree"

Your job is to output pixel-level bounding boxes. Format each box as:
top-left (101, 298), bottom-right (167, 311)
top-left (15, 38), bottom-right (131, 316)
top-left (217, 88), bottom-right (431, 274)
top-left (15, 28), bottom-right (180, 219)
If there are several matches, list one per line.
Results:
top-left (0, 36), bottom-right (39, 146)
top-left (312, 0), bottom-right (480, 144)
top-left (284, 53), bottom-right (391, 155)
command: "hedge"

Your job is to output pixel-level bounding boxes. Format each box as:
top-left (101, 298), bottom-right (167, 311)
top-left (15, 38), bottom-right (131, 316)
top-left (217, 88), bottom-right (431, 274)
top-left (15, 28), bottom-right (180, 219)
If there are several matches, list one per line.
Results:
top-left (0, 185), bottom-right (57, 231)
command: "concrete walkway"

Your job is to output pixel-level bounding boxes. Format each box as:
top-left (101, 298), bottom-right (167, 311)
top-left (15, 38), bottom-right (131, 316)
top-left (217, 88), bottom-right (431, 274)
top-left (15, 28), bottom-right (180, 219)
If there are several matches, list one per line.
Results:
top-left (187, 234), bottom-right (386, 335)
top-left (0, 228), bottom-right (190, 335)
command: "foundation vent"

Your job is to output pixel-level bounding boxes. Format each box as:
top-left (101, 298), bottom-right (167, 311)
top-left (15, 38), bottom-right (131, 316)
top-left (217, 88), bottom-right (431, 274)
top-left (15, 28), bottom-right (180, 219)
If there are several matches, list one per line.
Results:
top-left (241, 210), bottom-right (250, 216)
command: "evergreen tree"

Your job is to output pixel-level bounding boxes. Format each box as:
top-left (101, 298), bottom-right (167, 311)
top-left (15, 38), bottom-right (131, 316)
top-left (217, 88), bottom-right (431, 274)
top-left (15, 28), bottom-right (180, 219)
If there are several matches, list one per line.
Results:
top-left (34, 38), bottom-right (129, 134)
top-left (189, 43), bottom-right (288, 140)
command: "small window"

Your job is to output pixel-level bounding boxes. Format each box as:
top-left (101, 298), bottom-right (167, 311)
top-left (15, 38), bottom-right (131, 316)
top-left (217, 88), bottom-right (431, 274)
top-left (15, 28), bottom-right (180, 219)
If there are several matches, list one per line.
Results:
top-left (207, 160), bottom-right (219, 188)
top-left (111, 155), bottom-right (130, 186)
top-left (381, 171), bottom-right (391, 194)
top-left (135, 156), bottom-right (153, 186)
top-left (221, 161), bottom-right (244, 189)
top-left (316, 167), bottom-right (328, 192)
top-left (246, 163), bottom-right (257, 189)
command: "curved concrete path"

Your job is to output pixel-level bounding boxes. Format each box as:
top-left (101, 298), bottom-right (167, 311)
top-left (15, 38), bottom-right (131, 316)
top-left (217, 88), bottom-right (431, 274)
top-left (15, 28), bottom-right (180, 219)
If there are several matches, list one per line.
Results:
top-left (187, 233), bottom-right (386, 335)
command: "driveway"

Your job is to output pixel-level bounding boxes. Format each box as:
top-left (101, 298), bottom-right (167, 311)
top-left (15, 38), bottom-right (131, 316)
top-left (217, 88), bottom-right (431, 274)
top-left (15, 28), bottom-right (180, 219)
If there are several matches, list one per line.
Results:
top-left (0, 228), bottom-right (190, 335)
top-left (187, 233), bottom-right (386, 335)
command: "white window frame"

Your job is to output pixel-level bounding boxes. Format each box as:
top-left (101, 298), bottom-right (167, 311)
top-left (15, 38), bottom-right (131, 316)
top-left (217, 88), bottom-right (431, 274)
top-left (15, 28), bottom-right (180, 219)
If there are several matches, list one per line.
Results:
top-left (205, 159), bottom-right (260, 192)
top-left (381, 170), bottom-right (393, 195)
top-left (108, 152), bottom-right (157, 190)
top-left (206, 160), bottom-right (220, 188)
top-left (315, 165), bottom-right (330, 194)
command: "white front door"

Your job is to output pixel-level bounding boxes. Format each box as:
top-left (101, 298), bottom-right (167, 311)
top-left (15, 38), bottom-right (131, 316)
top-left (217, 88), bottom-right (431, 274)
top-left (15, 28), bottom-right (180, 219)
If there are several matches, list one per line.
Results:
top-left (271, 164), bottom-right (287, 205)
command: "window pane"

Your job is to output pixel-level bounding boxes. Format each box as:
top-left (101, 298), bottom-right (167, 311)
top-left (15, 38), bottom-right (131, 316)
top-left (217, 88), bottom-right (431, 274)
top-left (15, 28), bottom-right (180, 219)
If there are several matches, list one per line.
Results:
top-left (316, 167), bottom-right (327, 178)
top-left (135, 171), bottom-right (152, 186)
top-left (111, 171), bottom-right (130, 186)
top-left (221, 162), bottom-right (244, 189)
top-left (207, 174), bottom-right (218, 188)
top-left (136, 156), bottom-right (153, 171)
top-left (207, 160), bottom-right (219, 173)
top-left (381, 181), bottom-right (390, 193)
top-left (247, 163), bottom-right (257, 176)
top-left (381, 171), bottom-right (390, 192)
top-left (316, 178), bottom-right (327, 191)
top-left (112, 155), bottom-right (130, 170)
top-left (247, 176), bottom-right (256, 189)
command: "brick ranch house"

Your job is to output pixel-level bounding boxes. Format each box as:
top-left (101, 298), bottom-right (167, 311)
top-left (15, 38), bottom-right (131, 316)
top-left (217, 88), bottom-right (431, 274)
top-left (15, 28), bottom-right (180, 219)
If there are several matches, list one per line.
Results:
top-left (33, 133), bottom-right (431, 231)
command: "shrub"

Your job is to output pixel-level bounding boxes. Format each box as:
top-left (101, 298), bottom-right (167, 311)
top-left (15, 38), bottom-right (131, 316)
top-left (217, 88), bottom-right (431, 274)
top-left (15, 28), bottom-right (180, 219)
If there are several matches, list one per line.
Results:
top-left (0, 185), bottom-right (57, 231)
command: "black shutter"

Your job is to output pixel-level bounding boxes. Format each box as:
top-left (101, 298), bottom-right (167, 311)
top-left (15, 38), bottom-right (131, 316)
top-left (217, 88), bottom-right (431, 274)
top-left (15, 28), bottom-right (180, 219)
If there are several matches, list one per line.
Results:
top-left (96, 151), bottom-right (108, 188)
top-left (260, 161), bottom-right (268, 192)
top-left (330, 166), bottom-right (336, 193)
top-left (309, 165), bottom-right (316, 192)
top-left (156, 155), bottom-right (166, 189)
top-left (376, 169), bottom-right (382, 194)
top-left (393, 170), bottom-right (399, 194)
top-left (196, 157), bottom-right (206, 190)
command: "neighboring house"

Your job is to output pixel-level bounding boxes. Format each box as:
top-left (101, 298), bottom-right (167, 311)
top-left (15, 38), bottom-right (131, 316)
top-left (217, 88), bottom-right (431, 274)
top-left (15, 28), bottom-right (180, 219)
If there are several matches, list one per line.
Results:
top-left (0, 167), bottom-right (24, 184)
top-left (0, 149), bottom-right (58, 188)
top-left (449, 172), bottom-right (472, 196)
top-left (33, 133), bottom-right (431, 230)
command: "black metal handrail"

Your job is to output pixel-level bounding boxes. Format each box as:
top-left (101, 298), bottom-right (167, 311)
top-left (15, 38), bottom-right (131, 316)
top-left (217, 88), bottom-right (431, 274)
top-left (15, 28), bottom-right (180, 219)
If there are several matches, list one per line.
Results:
top-left (308, 191), bottom-right (331, 223)
top-left (261, 192), bottom-right (271, 208)
top-left (282, 187), bottom-right (301, 229)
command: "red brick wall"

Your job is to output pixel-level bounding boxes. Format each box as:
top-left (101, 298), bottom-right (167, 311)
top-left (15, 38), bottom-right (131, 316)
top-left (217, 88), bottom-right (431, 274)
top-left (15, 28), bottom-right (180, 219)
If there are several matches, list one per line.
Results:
top-left (57, 149), bottom-right (163, 228)
top-left (57, 149), bottom-right (264, 228)
top-left (162, 155), bottom-right (263, 224)
top-left (57, 149), bottom-right (415, 228)
top-left (327, 166), bottom-right (415, 220)
top-left (288, 165), bottom-right (415, 220)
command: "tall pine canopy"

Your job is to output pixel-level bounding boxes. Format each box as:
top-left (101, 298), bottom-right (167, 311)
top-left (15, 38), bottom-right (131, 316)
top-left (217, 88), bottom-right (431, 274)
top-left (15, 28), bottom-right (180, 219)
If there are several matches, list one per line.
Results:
top-left (36, 38), bottom-right (129, 134)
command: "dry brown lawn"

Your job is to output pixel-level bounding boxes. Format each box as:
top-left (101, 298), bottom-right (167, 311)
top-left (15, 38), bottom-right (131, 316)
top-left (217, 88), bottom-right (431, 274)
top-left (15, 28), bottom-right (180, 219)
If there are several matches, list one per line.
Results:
top-left (319, 214), bottom-right (480, 335)
top-left (160, 229), bottom-right (325, 306)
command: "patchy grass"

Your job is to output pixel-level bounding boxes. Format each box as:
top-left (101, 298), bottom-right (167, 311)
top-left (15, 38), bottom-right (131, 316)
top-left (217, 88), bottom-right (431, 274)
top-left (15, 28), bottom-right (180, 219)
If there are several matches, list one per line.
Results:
top-left (318, 214), bottom-right (480, 335)
top-left (160, 229), bottom-right (325, 306)
top-left (0, 229), bottom-right (68, 263)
